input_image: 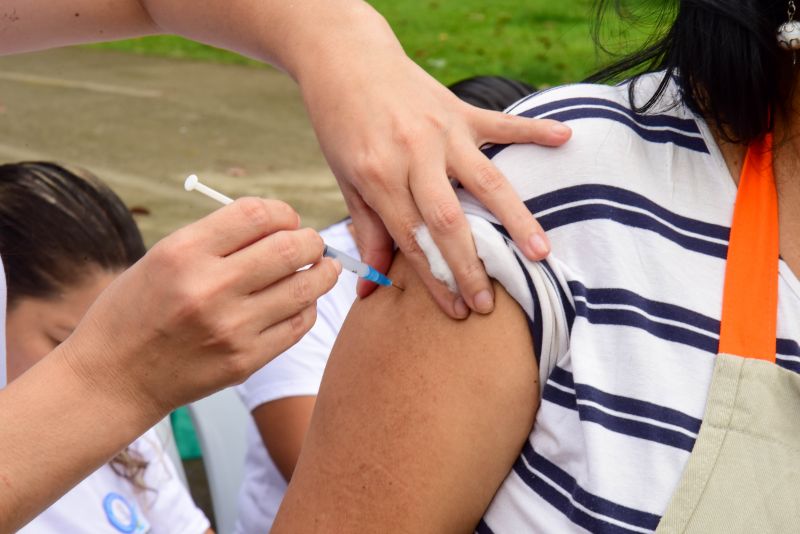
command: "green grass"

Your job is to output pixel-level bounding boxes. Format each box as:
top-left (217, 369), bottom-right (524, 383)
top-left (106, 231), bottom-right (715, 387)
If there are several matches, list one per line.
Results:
top-left (85, 35), bottom-right (261, 67)
top-left (86, 0), bottom-right (658, 87)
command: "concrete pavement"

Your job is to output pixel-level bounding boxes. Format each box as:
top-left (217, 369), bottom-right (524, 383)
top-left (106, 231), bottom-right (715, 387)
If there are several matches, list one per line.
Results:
top-left (0, 47), bottom-right (347, 246)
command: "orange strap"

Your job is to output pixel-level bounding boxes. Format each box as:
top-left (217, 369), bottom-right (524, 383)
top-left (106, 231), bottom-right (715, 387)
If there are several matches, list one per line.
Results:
top-left (718, 134), bottom-right (779, 362)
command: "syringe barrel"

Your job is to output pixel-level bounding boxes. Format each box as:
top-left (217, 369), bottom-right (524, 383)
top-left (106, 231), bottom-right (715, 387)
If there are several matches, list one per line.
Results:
top-left (323, 245), bottom-right (368, 277)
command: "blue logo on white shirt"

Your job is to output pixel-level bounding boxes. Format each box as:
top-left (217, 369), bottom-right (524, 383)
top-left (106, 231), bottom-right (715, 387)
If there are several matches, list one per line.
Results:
top-left (103, 493), bottom-right (139, 533)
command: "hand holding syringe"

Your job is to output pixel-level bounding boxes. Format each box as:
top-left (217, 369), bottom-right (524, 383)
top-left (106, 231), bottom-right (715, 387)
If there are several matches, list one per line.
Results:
top-left (184, 175), bottom-right (403, 290)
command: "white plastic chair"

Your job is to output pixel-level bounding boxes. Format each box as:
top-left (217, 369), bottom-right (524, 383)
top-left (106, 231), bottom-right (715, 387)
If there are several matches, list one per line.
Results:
top-left (153, 416), bottom-right (189, 489)
top-left (188, 387), bottom-right (249, 534)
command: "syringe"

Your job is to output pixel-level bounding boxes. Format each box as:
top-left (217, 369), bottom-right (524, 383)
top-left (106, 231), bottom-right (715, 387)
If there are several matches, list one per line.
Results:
top-left (184, 175), bottom-right (403, 290)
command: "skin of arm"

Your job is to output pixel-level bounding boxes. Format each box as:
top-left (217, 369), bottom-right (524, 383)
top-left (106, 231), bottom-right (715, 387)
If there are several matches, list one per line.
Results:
top-left (0, 345), bottom-right (160, 532)
top-left (0, 0), bottom-right (571, 320)
top-left (252, 396), bottom-right (317, 481)
top-left (272, 254), bottom-right (540, 533)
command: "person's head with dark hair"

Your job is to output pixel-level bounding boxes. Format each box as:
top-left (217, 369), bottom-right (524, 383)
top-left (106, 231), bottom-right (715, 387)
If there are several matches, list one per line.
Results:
top-left (0, 161), bottom-right (149, 488)
top-left (0, 161), bottom-right (145, 309)
top-left (589, 0), bottom-right (792, 143)
top-left (448, 76), bottom-right (536, 113)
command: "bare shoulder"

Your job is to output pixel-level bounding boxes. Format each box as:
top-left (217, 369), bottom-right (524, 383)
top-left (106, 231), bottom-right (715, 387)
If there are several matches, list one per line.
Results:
top-left (273, 254), bottom-right (540, 534)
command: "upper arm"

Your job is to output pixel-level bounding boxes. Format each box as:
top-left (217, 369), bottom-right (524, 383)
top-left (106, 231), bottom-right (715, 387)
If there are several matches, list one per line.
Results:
top-left (272, 253), bottom-right (540, 533)
top-left (252, 395), bottom-right (317, 482)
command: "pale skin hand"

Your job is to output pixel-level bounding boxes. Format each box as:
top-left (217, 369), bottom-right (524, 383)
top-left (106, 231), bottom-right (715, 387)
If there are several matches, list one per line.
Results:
top-left (0, 200), bottom-right (339, 531)
top-left (1, 0), bottom-right (571, 319)
top-left (272, 255), bottom-right (540, 532)
top-left (72, 198), bottom-right (341, 417)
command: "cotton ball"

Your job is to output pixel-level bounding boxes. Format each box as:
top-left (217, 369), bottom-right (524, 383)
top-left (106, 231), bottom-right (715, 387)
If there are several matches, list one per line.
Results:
top-left (414, 225), bottom-right (458, 293)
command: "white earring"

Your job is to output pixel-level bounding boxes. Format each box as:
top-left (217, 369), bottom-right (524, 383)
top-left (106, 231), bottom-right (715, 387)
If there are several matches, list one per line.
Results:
top-left (778, 0), bottom-right (800, 63)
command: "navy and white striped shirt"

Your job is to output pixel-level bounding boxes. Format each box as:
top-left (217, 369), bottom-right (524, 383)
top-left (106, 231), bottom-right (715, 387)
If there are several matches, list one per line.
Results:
top-left (456, 73), bottom-right (800, 533)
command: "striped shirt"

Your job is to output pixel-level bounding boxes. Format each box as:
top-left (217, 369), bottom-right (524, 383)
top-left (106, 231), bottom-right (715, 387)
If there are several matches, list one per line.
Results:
top-left (456, 73), bottom-right (800, 533)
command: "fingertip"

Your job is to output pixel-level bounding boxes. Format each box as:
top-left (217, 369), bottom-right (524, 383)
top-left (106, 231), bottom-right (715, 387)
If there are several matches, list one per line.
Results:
top-left (472, 289), bottom-right (495, 315)
top-left (357, 278), bottom-right (379, 299)
top-left (525, 233), bottom-right (551, 260)
top-left (539, 122), bottom-right (572, 146)
top-left (454, 296), bottom-right (470, 319)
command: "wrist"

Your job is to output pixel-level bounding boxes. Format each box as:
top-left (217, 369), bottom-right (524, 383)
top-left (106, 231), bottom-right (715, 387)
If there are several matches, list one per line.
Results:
top-left (275, 1), bottom-right (402, 85)
top-left (56, 333), bottom-right (164, 432)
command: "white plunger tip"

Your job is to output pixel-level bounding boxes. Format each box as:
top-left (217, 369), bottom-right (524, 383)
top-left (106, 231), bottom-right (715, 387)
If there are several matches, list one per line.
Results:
top-left (184, 174), bottom-right (199, 192)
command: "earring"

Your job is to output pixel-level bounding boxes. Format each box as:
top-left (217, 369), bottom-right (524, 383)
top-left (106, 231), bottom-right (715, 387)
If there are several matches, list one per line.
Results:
top-left (778, 0), bottom-right (800, 63)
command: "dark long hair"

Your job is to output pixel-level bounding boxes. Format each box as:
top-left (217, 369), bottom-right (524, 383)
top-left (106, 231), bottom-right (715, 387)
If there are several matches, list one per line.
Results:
top-left (448, 76), bottom-right (536, 112)
top-left (0, 161), bottom-right (150, 490)
top-left (588, 0), bottom-right (792, 143)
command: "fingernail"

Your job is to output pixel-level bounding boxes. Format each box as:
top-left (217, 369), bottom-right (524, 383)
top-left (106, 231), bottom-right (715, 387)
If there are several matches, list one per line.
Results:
top-left (550, 124), bottom-right (571, 137)
top-left (454, 297), bottom-right (469, 318)
top-left (528, 233), bottom-right (550, 259)
top-left (473, 289), bottom-right (494, 314)
top-left (333, 259), bottom-right (343, 274)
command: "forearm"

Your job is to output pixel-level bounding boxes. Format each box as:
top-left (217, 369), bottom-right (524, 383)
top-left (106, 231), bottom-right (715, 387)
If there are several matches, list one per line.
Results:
top-left (139, 0), bottom-right (398, 81)
top-left (0, 344), bottom-right (158, 532)
top-left (0, 0), bottom-right (157, 55)
top-left (0, 0), bottom-right (398, 81)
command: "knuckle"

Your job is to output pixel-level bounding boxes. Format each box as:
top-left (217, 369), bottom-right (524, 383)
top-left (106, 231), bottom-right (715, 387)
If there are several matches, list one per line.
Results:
top-left (264, 199), bottom-right (297, 226)
top-left (392, 128), bottom-right (414, 148)
top-left (236, 197), bottom-right (272, 229)
top-left (274, 233), bottom-right (302, 265)
top-left (353, 152), bottom-right (385, 186)
top-left (289, 306), bottom-right (315, 340)
top-left (149, 236), bottom-right (189, 273)
top-left (222, 354), bottom-right (250, 382)
top-left (292, 274), bottom-right (316, 308)
top-left (393, 126), bottom-right (426, 151)
top-left (172, 285), bottom-right (207, 323)
top-left (206, 317), bottom-right (243, 352)
top-left (472, 163), bottom-right (505, 195)
top-left (428, 202), bottom-right (463, 234)
top-left (456, 258), bottom-right (486, 282)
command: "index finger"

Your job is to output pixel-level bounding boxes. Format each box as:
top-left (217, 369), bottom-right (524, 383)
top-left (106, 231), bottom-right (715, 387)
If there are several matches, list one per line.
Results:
top-left (470, 106), bottom-right (572, 147)
top-left (449, 141), bottom-right (550, 260)
top-left (191, 197), bottom-right (302, 257)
